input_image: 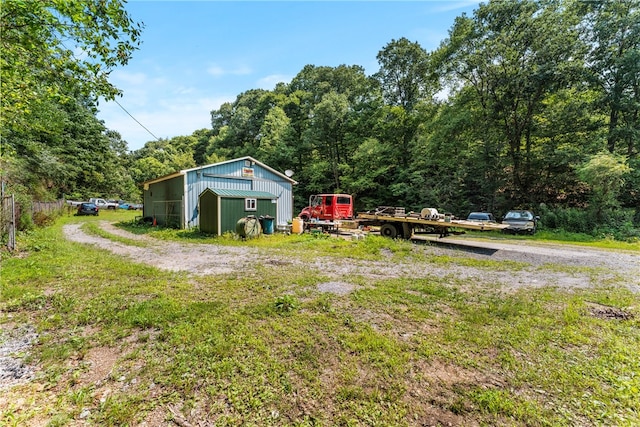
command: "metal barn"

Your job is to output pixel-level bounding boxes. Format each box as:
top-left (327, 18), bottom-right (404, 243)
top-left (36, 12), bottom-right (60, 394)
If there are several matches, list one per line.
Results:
top-left (142, 157), bottom-right (296, 232)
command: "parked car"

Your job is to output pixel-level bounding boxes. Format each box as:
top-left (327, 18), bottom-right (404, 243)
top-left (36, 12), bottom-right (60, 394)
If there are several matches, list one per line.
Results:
top-left (89, 198), bottom-right (118, 209)
top-left (466, 212), bottom-right (496, 222)
top-left (77, 202), bottom-right (99, 216)
top-left (117, 201), bottom-right (143, 210)
top-left (502, 210), bottom-right (539, 234)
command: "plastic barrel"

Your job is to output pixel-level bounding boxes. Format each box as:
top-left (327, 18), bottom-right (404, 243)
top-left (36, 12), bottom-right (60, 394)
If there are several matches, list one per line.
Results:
top-left (261, 216), bottom-right (274, 235)
top-left (236, 216), bottom-right (262, 238)
top-left (292, 217), bottom-right (304, 234)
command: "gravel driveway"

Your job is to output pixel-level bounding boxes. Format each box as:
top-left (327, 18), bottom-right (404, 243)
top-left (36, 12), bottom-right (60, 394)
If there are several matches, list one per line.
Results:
top-left (62, 222), bottom-right (640, 293)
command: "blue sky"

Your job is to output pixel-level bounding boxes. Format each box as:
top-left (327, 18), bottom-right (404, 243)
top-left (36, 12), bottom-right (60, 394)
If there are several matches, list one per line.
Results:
top-left (97, 1), bottom-right (481, 151)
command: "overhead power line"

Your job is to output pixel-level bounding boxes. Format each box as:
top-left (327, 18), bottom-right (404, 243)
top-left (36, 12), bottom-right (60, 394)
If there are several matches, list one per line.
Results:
top-left (112, 98), bottom-right (161, 142)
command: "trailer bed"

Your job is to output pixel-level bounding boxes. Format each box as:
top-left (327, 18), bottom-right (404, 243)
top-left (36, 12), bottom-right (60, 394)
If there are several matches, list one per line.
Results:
top-left (356, 212), bottom-right (509, 238)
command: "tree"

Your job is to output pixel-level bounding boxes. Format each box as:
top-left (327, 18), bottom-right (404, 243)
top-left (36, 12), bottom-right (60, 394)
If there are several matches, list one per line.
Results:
top-left (1, 0), bottom-right (143, 135)
top-left (255, 106), bottom-right (294, 170)
top-left (437, 0), bottom-right (583, 205)
top-left (581, 0), bottom-right (640, 157)
top-left (1, 0), bottom-right (143, 207)
top-left (577, 151), bottom-right (632, 220)
top-left (303, 92), bottom-right (350, 190)
top-left (374, 38), bottom-right (434, 172)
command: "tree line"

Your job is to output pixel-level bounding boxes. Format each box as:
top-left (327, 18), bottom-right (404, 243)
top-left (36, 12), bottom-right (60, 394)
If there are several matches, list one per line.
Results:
top-left (2, 0), bottom-right (638, 239)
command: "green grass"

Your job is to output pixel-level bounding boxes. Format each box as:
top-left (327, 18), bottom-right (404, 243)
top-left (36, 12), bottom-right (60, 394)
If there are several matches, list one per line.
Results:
top-left (1, 216), bottom-right (639, 426)
top-left (81, 222), bottom-right (149, 247)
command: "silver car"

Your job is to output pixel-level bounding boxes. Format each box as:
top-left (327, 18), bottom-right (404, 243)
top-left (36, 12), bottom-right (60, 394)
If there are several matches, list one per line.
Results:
top-left (502, 210), bottom-right (539, 234)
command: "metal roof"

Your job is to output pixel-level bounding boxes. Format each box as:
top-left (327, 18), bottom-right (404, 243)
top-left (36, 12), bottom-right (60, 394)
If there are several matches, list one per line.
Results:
top-left (206, 188), bottom-right (276, 198)
top-left (183, 156), bottom-right (298, 184)
top-left (142, 156), bottom-right (298, 186)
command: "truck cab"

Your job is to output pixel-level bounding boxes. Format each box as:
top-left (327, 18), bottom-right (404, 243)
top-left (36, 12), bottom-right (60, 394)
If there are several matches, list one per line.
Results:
top-left (298, 194), bottom-right (353, 221)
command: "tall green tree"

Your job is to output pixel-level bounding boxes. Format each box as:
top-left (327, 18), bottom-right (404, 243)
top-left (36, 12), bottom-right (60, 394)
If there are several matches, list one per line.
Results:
top-left (1, 0), bottom-right (143, 204)
top-left (437, 0), bottom-right (583, 206)
top-left (581, 0), bottom-right (640, 157)
top-left (1, 0), bottom-right (143, 136)
top-left (374, 38), bottom-right (434, 172)
top-left (303, 92), bottom-right (350, 191)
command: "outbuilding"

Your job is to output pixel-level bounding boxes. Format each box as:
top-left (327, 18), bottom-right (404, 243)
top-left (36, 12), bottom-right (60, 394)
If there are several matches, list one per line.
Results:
top-left (142, 156), bottom-right (296, 234)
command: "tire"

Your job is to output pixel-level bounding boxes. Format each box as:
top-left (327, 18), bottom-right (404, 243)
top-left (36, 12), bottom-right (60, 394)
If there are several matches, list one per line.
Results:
top-left (380, 223), bottom-right (398, 238)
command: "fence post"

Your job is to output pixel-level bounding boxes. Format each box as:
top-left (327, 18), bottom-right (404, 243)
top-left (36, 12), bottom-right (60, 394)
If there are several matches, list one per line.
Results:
top-left (9, 194), bottom-right (15, 251)
top-left (1, 194), bottom-right (16, 251)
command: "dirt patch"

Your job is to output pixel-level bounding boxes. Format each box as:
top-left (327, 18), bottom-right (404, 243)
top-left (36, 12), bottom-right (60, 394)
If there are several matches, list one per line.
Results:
top-left (317, 281), bottom-right (357, 295)
top-left (587, 302), bottom-right (635, 320)
top-left (80, 346), bottom-right (121, 386)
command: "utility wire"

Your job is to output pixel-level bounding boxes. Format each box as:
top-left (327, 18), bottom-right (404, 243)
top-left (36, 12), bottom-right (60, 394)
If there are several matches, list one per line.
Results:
top-left (55, 39), bottom-right (161, 142)
top-left (112, 98), bottom-right (161, 142)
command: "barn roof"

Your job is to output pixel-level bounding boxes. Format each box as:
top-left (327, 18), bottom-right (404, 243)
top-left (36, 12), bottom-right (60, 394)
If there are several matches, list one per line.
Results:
top-left (142, 156), bottom-right (297, 186)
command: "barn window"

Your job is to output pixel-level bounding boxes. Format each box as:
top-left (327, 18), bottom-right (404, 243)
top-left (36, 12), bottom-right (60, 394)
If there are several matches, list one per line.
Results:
top-left (245, 198), bottom-right (257, 211)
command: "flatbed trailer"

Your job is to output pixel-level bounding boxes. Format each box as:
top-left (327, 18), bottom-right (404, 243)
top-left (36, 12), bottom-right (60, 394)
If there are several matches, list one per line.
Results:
top-left (356, 210), bottom-right (509, 239)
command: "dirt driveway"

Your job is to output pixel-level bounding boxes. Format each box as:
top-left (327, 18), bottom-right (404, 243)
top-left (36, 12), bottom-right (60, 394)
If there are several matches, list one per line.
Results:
top-left (63, 222), bottom-right (640, 293)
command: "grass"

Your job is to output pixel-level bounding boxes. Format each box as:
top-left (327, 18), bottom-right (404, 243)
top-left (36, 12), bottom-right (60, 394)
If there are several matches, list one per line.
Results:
top-left (81, 222), bottom-right (149, 247)
top-left (1, 214), bottom-right (639, 426)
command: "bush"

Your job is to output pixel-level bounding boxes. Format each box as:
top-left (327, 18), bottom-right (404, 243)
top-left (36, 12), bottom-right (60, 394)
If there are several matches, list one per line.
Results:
top-left (537, 204), bottom-right (639, 241)
top-left (33, 211), bottom-right (57, 227)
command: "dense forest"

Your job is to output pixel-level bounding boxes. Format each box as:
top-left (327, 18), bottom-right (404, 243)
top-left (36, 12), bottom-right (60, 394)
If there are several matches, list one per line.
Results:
top-left (2, 0), bottom-right (639, 239)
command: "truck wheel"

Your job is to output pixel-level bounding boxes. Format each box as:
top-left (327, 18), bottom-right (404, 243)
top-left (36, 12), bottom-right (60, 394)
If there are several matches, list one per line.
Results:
top-left (380, 223), bottom-right (398, 238)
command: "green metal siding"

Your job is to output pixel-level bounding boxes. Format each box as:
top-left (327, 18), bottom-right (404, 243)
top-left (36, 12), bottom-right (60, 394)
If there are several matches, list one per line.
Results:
top-left (145, 175), bottom-right (184, 227)
top-left (199, 191), bottom-right (218, 234)
top-left (219, 198), bottom-right (277, 235)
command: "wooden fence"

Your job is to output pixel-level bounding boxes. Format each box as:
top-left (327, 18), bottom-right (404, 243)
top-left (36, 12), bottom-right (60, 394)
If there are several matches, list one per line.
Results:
top-left (1, 198), bottom-right (66, 251)
top-left (32, 199), bottom-right (66, 215)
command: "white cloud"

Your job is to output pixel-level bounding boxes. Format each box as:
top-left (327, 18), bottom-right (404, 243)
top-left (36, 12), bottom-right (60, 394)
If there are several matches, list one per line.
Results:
top-left (256, 74), bottom-right (292, 90)
top-left (206, 64), bottom-right (253, 77)
top-left (207, 65), bottom-right (225, 76)
top-left (430, 0), bottom-right (481, 13)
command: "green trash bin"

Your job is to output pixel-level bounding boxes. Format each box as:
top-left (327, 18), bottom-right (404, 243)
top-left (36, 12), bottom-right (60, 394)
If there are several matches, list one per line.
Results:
top-left (260, 215), bottom-right (275, 235)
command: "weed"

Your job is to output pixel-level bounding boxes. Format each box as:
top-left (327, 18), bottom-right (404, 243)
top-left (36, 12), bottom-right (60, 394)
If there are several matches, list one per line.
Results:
top-left (274, 295), bottom-right (298, 314)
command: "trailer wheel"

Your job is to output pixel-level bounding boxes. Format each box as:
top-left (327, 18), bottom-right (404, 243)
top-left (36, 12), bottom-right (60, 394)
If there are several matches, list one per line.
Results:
top-left (380, 223), bottom-right (398, 238)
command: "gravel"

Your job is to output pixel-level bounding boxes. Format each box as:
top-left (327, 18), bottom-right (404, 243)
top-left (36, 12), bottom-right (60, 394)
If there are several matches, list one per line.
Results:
top-left (0, 325), bottom-right (38, 390)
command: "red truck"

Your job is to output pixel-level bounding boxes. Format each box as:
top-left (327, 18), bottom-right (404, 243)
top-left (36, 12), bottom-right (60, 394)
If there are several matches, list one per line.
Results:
top-left (298, 194), bottom-right (354, 221)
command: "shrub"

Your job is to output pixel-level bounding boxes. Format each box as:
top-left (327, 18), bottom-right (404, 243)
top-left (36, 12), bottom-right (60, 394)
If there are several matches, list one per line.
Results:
top-left (537, 204), bottom-right (639, 241)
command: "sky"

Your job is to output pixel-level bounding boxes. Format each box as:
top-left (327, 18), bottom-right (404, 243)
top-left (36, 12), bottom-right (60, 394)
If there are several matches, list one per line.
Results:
top-left (97, 1), bottom-right (481, 151)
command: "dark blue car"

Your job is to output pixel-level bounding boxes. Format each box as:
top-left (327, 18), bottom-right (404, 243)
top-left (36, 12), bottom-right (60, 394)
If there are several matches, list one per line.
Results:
top-left (77, 202), bottom-right (99, 216)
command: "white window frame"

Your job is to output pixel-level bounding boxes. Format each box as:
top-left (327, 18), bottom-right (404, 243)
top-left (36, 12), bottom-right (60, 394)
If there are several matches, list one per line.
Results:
top-left (245, 198), bottom-right (257, 211)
